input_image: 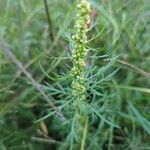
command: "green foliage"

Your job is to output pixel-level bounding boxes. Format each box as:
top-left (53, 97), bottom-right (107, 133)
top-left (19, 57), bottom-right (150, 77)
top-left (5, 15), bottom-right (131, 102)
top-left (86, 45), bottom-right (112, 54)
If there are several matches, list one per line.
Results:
top-left (0, 0), bottom-right (150, 149)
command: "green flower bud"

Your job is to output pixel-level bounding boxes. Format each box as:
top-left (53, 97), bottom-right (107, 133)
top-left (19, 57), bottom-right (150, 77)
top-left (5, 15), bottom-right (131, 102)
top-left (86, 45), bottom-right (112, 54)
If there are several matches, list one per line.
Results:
top-left (71, 0), bottom-right (91, 102)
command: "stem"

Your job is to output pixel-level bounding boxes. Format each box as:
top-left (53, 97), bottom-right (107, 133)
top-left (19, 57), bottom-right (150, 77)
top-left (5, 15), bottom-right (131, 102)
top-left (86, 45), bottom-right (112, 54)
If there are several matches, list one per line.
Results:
top-left (80, 119), bottom-right (88, 150)
top-left (104, 58), bottom-right (150, 78)
top-left (43, 0), bottom-right (54, 42)
top-left (116, 59), bottom-right (150, 78)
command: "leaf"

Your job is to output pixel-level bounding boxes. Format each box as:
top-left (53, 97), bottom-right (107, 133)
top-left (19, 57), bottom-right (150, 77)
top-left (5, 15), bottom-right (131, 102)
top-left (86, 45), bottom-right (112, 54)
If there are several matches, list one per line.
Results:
top-left (128, 101), bottom-right (150, 135)
top-left (114, 85), bottom-right (150, 94)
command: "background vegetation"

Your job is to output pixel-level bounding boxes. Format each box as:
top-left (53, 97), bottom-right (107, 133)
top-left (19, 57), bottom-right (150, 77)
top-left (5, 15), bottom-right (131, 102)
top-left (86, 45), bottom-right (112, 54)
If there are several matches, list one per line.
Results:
top-left (0, 0), bottom-right (150, 149)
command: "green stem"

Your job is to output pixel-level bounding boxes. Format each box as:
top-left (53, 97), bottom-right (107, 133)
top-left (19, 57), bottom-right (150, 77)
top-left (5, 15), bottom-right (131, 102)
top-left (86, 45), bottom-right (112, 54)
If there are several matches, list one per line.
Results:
top-left (80, 118), bottom-right (88, 150)
top-left (43, 0), bottom-right (54, 42)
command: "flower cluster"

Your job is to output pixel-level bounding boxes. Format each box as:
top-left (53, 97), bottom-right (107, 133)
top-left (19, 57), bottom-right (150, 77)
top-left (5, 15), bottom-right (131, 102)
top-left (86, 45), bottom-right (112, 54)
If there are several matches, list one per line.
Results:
top-left (71, 0), bottom-right (91, 101)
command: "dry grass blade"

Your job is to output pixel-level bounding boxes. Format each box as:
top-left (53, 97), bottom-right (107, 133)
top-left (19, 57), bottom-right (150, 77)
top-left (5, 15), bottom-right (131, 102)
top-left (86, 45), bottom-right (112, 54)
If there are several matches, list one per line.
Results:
top-left (31, 137), bottom-right (62, 144)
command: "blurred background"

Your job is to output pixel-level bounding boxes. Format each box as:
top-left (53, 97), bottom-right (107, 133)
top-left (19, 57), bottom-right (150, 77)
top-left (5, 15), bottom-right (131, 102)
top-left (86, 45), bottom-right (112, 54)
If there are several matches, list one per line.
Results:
top-left (0, 0), bottom-right (150, 149)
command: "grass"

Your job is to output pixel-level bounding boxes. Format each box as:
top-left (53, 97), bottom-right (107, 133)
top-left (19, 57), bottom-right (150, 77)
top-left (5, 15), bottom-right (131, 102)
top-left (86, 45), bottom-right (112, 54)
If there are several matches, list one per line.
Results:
top-left (0, 0), bottom-right (150, 149)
